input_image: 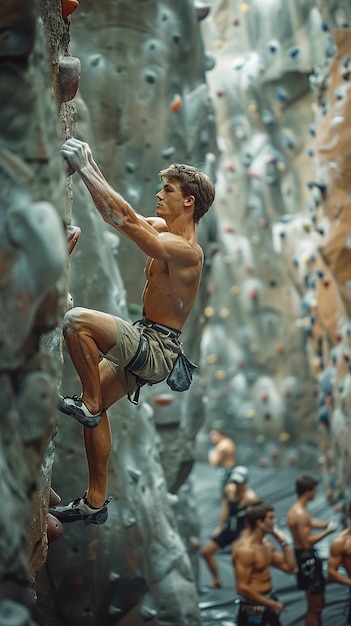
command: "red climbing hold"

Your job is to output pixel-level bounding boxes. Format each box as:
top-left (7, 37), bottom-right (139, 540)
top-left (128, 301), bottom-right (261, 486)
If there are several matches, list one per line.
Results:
top-left (170, 94), bottom-right (183, 112)
top-left (61, 0), bottom-right (79, 19)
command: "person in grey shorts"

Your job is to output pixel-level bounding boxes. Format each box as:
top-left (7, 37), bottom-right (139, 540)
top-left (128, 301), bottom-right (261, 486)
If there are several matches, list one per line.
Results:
top-left (49, 137), bottom-right (215, 525)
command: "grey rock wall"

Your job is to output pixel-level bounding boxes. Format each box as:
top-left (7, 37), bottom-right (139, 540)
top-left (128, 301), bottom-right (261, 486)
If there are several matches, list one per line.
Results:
top-left (0, 0), bottom-right (72, 623)
top-left (194, 0), bottom-right (324, 468)
top-left (196, 0), bottom-right (351, 501)
top-left (35, 1), bottom-right (218, 625)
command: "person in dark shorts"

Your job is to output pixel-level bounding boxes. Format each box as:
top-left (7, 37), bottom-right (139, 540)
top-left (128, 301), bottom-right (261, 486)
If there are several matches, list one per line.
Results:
top-left (233, 501), bottom-right (297, 625)
top-left (328, 500), bottom-right (351, 624)
top-left (201, 466), bottom-right (258, 588)
top-left (286, 475), bottom-right (337, 626)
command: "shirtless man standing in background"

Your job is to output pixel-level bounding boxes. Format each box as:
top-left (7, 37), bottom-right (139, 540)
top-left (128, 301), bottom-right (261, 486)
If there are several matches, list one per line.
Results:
top-left (201, 466), bottom-right (258, 588)
top-left (287, 475), bottom-right (337, 626)
top-left (208, 427), bottom-right (237, 494)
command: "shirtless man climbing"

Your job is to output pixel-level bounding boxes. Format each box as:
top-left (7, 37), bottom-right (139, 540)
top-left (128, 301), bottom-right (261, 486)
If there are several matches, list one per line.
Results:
top-left (50, 137), bottom-right (215, 525)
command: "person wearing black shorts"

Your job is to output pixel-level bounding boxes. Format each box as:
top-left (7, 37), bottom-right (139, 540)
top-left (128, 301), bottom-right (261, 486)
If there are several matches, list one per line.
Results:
top-left (201, 466), bottom-right (258, 588)
top-left (287, 475), bottom-right (336, 625)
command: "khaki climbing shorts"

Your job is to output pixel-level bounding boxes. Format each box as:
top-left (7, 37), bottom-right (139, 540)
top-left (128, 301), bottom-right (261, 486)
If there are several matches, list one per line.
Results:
top-left (104, 316), bottom-right (180, 397)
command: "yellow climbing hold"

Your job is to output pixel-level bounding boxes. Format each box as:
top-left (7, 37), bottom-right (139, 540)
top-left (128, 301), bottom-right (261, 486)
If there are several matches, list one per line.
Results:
top-left (207, 354), bottom-right (218, 364)
top-left (219, 307), bottom-right (230, 319)
top-left (215, 370), bottom-right (226, 380)
top-left (231, 285), bottom-right (240, 295)
top-left (240, 3), bottom-right (250, 13)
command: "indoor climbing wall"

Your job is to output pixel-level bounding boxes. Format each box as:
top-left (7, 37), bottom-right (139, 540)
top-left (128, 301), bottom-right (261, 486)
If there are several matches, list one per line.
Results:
top-left (310, 0), bottom-right (351, 500)
top-left (35, 1), bottom-right (218, 625)
top-left (0, 0), bottom-right (73, 624)
top-left (197, 0), bottom-right (351, 502)
top-left (3, 1), bottom-right (351, 625)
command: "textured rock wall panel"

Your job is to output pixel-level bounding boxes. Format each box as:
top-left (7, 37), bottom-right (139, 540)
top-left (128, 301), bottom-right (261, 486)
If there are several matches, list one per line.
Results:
top-left (196, 0), bottom-right (325, 469)
top-left (0, 0), bottom-right (72, 623)
top-left (197, 0), bottom-right (351, 502)
top-left (310, 0), bottom-right (351, 500)
top-left (36, 2), bottom-right (217, 625)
